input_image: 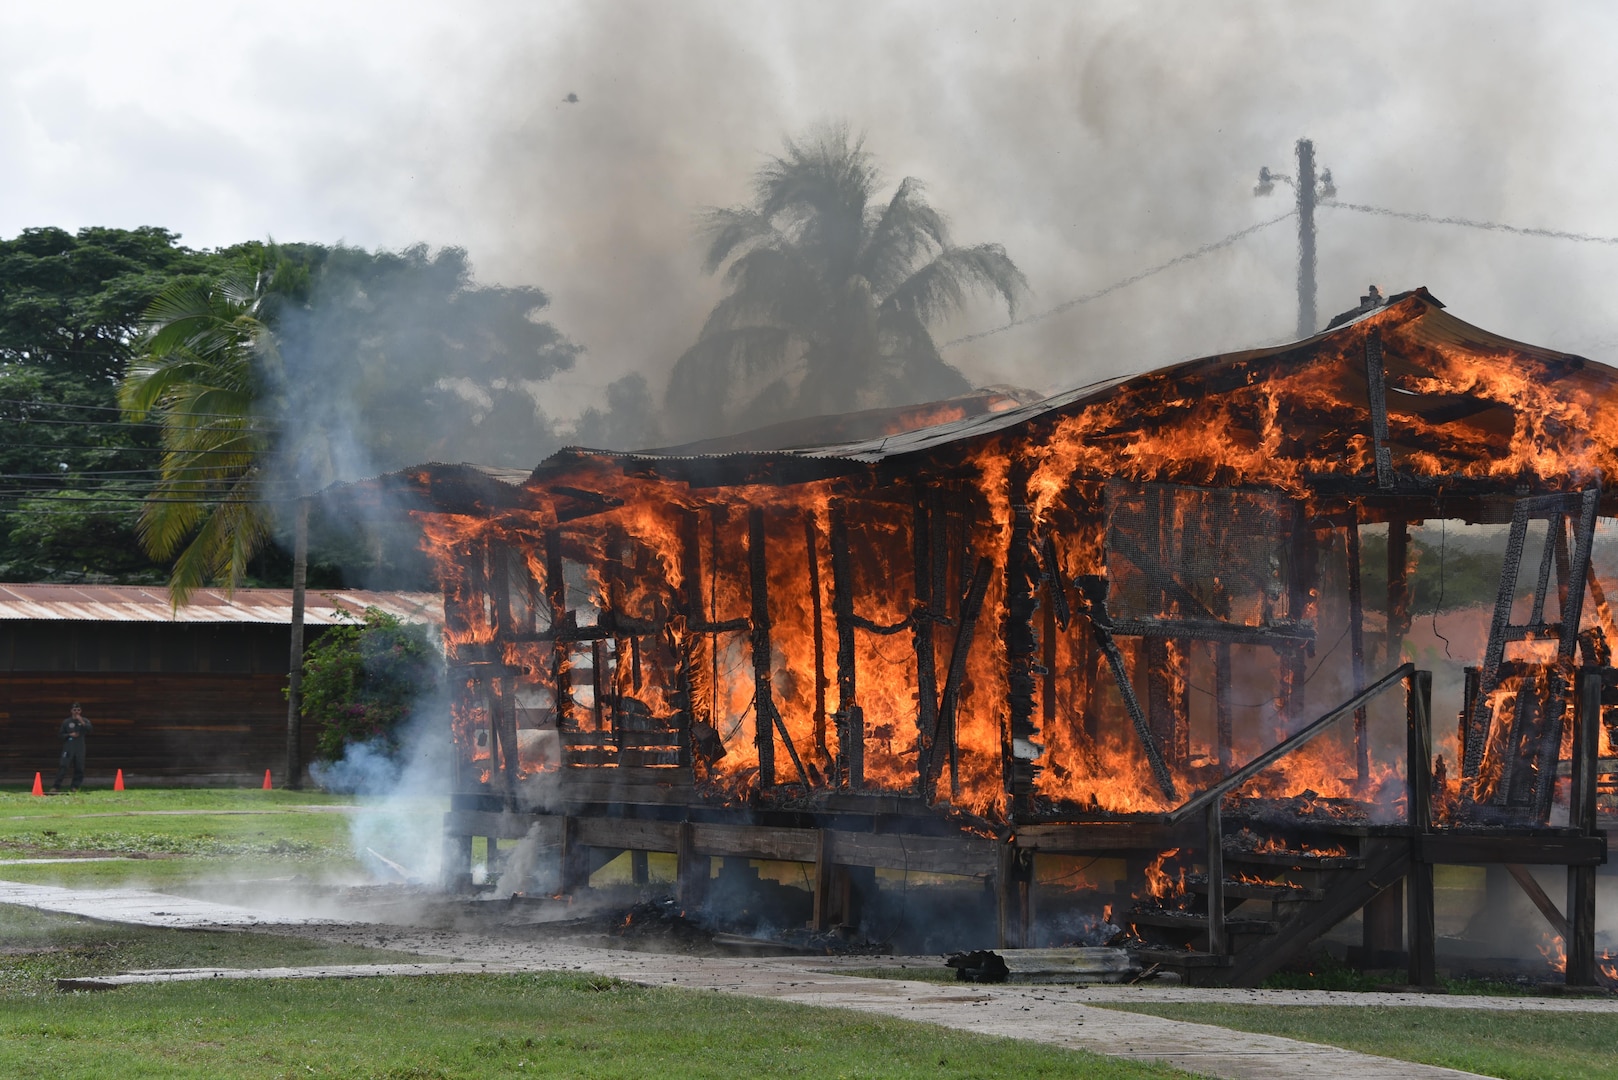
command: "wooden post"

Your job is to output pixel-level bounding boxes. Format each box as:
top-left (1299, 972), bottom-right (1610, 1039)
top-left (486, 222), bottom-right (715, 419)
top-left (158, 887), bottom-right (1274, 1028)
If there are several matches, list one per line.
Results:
top-left (913, 498), bottom-right (940, 791)
top-left (1387, 518), bottom-right (1411, 668)
top-left (747, 507), bottom-right (776, 787)
top-left (488, 543), bottom-right (519, 805)
top-left (546, 529), bottom-right (572, 729)
top-left (559, 816), bottom-right (589, 895)
top-left (829, 501), bottom-right (861, 789)
top-left (1206, 800), bottom-right (1226, 955)
top-left (284, 497), bottom-right (309, 790)
top-left (1214, 643), bottom-right (1234, 772)
top-left (630, 849), bottom-right (649, 886)
top-left (1406, 669), bottom-right (1436, 986)
top-left (1566, 669), bottom-right (1601, 985)
top-left (805, 512), bottom-right (830, 765)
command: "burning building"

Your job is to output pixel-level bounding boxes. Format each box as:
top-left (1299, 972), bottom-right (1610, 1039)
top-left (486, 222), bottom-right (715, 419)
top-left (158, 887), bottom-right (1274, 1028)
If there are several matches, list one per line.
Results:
top-left (342, 287), bottom-right (1612, 985)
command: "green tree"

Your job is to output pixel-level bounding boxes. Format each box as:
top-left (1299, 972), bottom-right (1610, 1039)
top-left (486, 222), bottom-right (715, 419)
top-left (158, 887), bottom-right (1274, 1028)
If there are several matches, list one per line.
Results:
top-left (118, 269), bottom-right (275, 603)
top-left (299, 607), bottom-right (440, 764)
top-left (666, 126), bottom-right (1027, 437)
top-left (0, 226), bottom-right (227, 580)
top-left (268, 243), bottom-right (579, 475)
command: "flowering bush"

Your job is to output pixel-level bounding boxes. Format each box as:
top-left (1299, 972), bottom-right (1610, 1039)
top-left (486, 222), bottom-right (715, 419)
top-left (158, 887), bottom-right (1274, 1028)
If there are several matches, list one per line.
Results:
top-left (298, 607), bottom-right (439, 762)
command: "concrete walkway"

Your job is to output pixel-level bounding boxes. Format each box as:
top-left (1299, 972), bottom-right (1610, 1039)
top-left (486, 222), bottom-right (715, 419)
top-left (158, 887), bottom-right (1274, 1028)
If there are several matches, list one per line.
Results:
top-left (0, 881), bottom-right (1516, 1080)
top-left (0, 879), bottom-right (348, 928)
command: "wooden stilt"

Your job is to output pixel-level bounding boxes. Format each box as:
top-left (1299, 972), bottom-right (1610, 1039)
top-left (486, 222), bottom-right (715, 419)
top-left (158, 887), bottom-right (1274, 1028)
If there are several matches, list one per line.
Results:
top-left (675, 821), bottom-right (706, 909)
top-left (810, 828), bottom-right (835, 932)
top-left (1406, 669), bottom-right (1436, 986)
top-left (1206, 801), bottom-right (1225, 955)
top-left (1566, 669), bottom-right (1601, 985)
top-left (630, 849), bottom-right (649, 886)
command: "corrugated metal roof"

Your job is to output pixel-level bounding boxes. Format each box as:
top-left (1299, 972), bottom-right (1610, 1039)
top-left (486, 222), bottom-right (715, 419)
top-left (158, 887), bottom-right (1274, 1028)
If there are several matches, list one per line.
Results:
top-left (0, 585), bottom-right (443, 627)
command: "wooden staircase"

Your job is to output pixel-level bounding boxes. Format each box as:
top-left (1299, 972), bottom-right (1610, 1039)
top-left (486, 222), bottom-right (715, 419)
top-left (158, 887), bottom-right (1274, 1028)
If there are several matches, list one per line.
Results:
top-left (1127, 827), bottom-right (1412, 986)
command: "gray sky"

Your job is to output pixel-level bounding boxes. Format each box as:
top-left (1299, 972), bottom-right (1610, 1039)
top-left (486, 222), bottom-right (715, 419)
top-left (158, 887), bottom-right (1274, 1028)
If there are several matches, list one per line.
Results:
top-left (6, 1), bottom-right (1618, 419)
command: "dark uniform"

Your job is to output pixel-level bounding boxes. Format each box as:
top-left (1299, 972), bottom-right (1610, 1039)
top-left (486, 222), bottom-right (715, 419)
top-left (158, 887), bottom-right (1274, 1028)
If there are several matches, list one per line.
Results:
top-left (54, 707), bottom-right (91, 792)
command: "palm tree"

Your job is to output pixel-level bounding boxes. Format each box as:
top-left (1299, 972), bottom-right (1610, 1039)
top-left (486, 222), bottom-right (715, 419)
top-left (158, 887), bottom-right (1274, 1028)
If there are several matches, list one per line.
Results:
top-left (118, 270), bottom-right (276, 604)
top-left (666, 126), bottom-right (1027, 435)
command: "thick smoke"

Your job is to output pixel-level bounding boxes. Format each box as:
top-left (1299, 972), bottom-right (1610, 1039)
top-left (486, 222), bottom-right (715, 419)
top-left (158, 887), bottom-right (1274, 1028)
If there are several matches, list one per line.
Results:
top-left (382, 1), bottom-right (1618, 423)
top-left (306, 665), bottom-right (455, 884)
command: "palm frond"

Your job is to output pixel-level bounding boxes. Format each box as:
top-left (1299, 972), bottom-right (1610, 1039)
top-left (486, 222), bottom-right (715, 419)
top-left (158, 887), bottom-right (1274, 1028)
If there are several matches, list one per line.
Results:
top-left (698, 208), bottom-right (776, 274)
top-left (881, 243), bottom-right (1030, 326)
top-left (859, 177), bottom-right (949, 297)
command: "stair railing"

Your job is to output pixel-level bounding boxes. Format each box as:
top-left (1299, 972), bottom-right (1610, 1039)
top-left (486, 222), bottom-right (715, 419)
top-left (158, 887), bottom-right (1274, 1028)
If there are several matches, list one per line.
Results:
top-left (1162, 662), bottom-right (1428, 956)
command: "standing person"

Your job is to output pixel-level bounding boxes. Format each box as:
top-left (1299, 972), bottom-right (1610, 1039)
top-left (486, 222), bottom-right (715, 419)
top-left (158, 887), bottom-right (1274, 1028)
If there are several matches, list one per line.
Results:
top-left (53, 703), bottom-right (92, 792)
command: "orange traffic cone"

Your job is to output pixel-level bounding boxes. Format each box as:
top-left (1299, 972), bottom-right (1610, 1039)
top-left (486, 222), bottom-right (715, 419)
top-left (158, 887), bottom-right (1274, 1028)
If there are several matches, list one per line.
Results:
top-left (262, 769), bottom-right (273, 790)
top-left (31, 772), bottom-right (43, 797)
top-left (114, 769), bottom-right (125, 792)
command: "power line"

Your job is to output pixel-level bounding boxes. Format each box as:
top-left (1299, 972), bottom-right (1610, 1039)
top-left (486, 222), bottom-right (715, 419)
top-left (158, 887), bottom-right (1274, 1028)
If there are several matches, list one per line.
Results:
top-left (1326, 201), bottom-right (1618, 245)
top-left (0, 396), bottom-right (273, 423)
top-left (0, 442), bottom-right (260, 456)
top-left (942, 210), bottom-right (1296, 348)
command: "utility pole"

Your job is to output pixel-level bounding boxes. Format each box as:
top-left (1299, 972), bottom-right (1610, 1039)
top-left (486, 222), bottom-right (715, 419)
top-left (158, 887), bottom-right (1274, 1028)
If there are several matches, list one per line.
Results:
top-left (284, 497), bottom-right (309, 790)
top-left (1256, 138), bottom-right (1335, 339)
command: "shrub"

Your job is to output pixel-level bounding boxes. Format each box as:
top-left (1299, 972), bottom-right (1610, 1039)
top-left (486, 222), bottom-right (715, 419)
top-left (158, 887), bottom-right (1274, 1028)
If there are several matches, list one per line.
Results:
top-left (298, 607), bottom-right (439, 762)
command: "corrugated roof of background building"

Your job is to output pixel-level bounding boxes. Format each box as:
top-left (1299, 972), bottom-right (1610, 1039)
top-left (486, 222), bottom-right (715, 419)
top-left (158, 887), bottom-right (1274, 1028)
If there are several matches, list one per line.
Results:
top-left (0, 585), bottom-right (442, 627)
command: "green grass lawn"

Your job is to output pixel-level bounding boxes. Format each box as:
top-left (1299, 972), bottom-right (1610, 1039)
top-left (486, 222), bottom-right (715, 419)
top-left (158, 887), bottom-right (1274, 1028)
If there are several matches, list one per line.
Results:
top-left (0, 904), bottom-right (431, 997)
top-left (0, 788), bottom-right (444, 889)
top-left (1096, 1002), bottom-right (1618, 1080)
top-left (4, 972), bottom-right (1197, 1080)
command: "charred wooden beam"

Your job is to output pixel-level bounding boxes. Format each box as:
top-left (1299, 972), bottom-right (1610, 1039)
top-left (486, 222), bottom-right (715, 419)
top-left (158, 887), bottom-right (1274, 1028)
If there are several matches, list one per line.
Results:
top-left (924, 556), bottom-right (992, 801)
top-left (1532, 490), bottom-right (1599, 820)
top-left (1076, 576), bottom-right (1178, 801)
top-left (830, 501), bottom-right (862, 789)
top-left (1346, 517), bottom-right (1369, 786)
top-left (1106, 618), bottom-right (1314, 646)
top-left (1003, 463), bottom-right (1042, 808)
top-left (1094, 627), bottom-right (1178, 802)
top-left (747, 507), bottom-right (776, 788)
top-left (805, 512), bottom-right (831, 765)
top-left (1146, 638), bottom-right (1176, 766)
top-left (590, 640), bottom-right (605, 733)
top-left (1462, 502), bottom-right (1526, 785)
top-left (1365, 327), bottom-right (1394, 490)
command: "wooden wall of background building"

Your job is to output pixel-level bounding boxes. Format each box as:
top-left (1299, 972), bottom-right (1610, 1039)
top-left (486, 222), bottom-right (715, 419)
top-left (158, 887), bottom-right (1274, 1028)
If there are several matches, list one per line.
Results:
top-left (0, 623), bottom-right (325, 785)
